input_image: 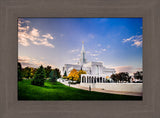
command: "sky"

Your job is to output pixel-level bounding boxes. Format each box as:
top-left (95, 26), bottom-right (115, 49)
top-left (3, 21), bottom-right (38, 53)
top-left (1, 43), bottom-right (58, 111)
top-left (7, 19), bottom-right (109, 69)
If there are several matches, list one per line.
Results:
top-left (18, 18), bottom-right (143, 75)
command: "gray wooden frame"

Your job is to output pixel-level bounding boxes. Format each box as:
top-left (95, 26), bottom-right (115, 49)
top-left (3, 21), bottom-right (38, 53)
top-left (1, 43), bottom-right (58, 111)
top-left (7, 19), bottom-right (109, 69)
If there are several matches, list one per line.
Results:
top-left (0, 0), bottom-right (160, 118)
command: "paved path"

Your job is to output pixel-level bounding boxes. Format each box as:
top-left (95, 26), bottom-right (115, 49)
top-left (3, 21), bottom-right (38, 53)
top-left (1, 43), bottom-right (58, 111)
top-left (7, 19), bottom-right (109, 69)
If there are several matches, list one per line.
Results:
top-left (58, 79), bottom-right (142, 96)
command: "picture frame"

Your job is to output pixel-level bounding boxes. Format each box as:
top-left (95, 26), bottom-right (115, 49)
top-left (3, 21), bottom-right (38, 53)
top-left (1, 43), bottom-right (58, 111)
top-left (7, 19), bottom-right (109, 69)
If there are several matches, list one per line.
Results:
top-left (0, 0), bottom-right (160, 118)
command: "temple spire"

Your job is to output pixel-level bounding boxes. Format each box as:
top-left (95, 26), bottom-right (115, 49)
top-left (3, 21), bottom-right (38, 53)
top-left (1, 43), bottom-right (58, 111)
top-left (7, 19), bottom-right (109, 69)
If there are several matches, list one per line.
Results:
top-left (80, 41), bottom-right (86, 65)
top-left (81, 41), bottom-right (85, 53)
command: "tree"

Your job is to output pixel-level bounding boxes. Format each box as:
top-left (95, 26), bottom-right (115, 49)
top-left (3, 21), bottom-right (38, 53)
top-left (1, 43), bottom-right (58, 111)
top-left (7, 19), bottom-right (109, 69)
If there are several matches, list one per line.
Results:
top-left (110, 72), bottom-right (131, 83)
top-left (119, 72), bottom-right (131, 82)
top-left (49, 70), bottom-right (56, 82)
top-left (22, 67), bottom-right (31, 79)
top-left (49, 68), bottom-right (61, 82)
top-left (110, 74), bottom-right (117, 82)
top-left (18, 62), bottom-right (23, 81)
top-left (63, 71), bottom-right (68, 79)
top-left (68, 69), bottom-right (79, 81)
top-left (30, 67), bottom-right (37, 79)
top-left (54, 68), bottom-right (61, 78)
top-left (31, 65), bottom-right (46, 86)
top-left (44, 66), bottom-right (52, 78)
top-left (134, 71), bottom-right (143, 80)
top-left (63, 71), bottom-right (67, 76)
top-left (77, 70), bottom-right (86, 82)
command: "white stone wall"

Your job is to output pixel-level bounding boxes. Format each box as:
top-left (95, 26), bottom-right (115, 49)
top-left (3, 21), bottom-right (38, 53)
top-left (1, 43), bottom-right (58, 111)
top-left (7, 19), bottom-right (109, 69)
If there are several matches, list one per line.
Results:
top-left (80, 83), bottom-right (143, 93)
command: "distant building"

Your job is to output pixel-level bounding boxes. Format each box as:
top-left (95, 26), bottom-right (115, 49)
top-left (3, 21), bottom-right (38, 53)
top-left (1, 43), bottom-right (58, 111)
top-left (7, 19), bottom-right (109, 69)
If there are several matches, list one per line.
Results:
top-left (63, 41), bottom-right (115, 78)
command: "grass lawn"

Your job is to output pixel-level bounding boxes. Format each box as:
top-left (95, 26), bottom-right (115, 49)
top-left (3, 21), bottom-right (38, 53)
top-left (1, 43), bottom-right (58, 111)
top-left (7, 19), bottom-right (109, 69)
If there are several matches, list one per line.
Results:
top-left (18, 79), bottom-right (142, 100)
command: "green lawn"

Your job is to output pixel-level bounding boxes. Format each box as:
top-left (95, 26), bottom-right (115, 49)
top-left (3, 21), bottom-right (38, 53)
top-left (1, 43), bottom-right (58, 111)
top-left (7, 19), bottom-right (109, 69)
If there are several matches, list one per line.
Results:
top-left (18, 79), bottom-right (142, 100)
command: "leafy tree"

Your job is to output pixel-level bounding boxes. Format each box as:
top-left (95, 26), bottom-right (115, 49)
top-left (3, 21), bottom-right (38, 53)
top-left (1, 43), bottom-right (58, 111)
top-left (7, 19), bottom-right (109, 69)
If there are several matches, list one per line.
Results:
top-left (134, 71), bottom-right (143, 80)
top-left (119, 72), bottom-right (131, 82)
top-left (110, 74), bottom-right (117, 82)
top-left (68, 69), bottom-right (79, 81)
top-left (30, 67), bottom-right (37, 79)
top-left (110, 72), bottom-right (131, 83)
top-left (22, 67), bottom-right (31, 79)
top-left (18, 62), bottom-right (23, 81)
top-left (44, 66), bottom-right (52, 78)
top-left (31, 65), bottom-right (46, 86)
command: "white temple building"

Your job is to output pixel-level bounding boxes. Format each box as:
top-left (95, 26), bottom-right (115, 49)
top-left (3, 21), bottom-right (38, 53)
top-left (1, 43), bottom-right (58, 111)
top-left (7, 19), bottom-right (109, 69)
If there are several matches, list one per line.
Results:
top-left (63, 42), bottom-right (116, 80)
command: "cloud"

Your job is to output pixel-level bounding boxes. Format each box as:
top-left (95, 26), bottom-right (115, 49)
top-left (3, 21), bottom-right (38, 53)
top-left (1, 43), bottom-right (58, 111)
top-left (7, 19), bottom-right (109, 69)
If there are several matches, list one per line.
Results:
top-left (102, 49), bottom-right (106, 51)
top-left (95, 50), bottom-right (101, 53)
top-left (95, 58), bottom-right (99, 60)
top-left (88, 34), bottom-right (95, 39)
top-left (18, 19), bottom-right (54, 48)
top-left (18, 56), bottom-right (54, 68)
top-left (86, 51), bottom-right (91, 54)
top-left (114, 66), bottom-right (134, 73)
top-left (30, 28), bottom-right (39, 37)
top-left (110, 65), bottom-right (142, 75)
top-left (90, 53), bottom-right (99, 57)
top-left (72, 58), bottom-right (79, 61)
top-left (42, 33), bottom-right (54, 39)
top-left (97, 44), bottom-right (101, 47)
top-left (122, 35), bottom-right (143, 47)
top-left (70, 49), bottom-right (79, 53)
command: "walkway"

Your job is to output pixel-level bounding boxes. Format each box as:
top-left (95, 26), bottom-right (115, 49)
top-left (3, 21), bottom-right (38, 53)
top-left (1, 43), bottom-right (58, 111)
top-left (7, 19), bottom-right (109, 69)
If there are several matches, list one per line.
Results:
top-left (58, 79), bottom-right (142, 96)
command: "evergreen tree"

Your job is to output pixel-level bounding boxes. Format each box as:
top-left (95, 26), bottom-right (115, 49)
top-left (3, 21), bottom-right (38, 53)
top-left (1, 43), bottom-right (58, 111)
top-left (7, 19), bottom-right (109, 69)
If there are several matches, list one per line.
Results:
top-left (49, 68), bottom-right (61, 82)
top-left (18, 62), bottom-right (23, 81)
top-left (31, 65), bottom-right (46, 86)
top-left (44, 66), bottom-right (52, 78)
top-left (49, 70), bottom-right (57, 82)
top-left (54, 68), bottom-right (61, 78)
top-left (63, 71), bottom-right (67, 77)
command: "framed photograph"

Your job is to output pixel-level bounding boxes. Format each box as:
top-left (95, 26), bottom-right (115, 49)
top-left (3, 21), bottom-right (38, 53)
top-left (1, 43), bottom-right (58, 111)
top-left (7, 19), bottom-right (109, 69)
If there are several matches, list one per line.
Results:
top-left (18, 17), bottom-right (143, 100)
top-left (0, 0), bottom-right (160, 118)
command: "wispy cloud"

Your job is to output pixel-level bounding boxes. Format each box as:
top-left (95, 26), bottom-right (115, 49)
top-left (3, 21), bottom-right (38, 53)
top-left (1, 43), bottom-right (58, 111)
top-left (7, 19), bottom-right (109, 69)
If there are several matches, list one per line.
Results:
top-left (70, 49), bottom-right (79, 53)
top-left (109, 65), bottom-right (142, 75)
top-left (122, 35), bottom-right (142, 47)
top-left (72, 58), bottom-right (79, 61)
top-left (86, 51), bottom-right (91, 54)
top-left (102, 49), bottom-right (106, 51)
top-left (95, 50), bottom-right (101, 53)
top-left (90, 53), bottom-right (99, 57)
top-left (95, 58), bottom-right (99, 60)
top-left (42, 33), bottom-right (54, 39)
top-left (18, 18), bottom-right (54, 48)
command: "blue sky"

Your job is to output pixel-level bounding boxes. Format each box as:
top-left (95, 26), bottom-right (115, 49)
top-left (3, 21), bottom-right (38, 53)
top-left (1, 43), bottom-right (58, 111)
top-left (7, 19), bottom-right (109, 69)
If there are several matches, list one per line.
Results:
top-left (18, 18), bottom-right (143, 75)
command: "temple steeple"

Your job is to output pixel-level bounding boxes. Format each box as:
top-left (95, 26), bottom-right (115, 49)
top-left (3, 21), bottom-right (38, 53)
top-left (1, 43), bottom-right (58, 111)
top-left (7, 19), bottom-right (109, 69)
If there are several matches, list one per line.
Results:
top-left (80, 41), bottom-right (86, 65)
